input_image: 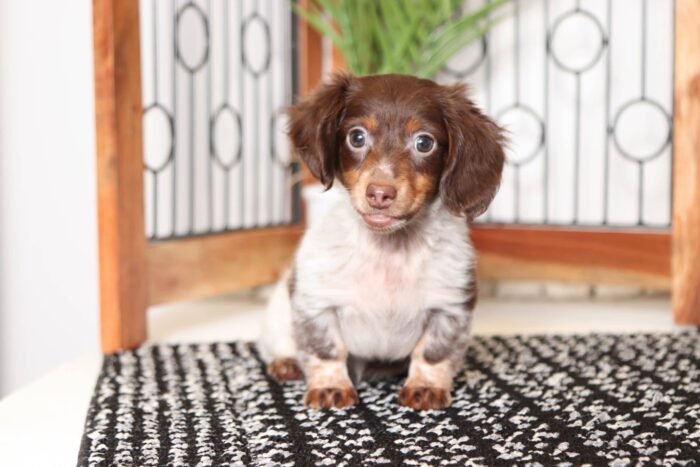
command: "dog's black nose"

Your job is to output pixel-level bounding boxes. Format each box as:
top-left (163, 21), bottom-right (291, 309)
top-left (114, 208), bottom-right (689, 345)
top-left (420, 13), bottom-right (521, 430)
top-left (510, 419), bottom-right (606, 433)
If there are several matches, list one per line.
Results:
top-left (366, 183), bottom-right (397, 209)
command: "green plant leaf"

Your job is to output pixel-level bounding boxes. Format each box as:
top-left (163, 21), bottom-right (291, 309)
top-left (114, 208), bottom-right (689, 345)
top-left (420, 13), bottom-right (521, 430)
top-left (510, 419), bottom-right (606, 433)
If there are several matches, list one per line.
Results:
top-left (292, 3), bottom-right (346, 54)
top-left (292, 0), bottom-right (510, 77)
top-left (426, 0), bottom-right (508, 55)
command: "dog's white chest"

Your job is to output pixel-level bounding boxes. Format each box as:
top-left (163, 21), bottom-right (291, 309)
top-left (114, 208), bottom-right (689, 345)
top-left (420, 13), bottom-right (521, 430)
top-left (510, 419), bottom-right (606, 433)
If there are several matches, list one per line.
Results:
top-left (348, 241), bottom-right (426, 313)
top-left (337, 243), bottom-right (431, 360)
top-left (293, 201), bottom-right (473, 362)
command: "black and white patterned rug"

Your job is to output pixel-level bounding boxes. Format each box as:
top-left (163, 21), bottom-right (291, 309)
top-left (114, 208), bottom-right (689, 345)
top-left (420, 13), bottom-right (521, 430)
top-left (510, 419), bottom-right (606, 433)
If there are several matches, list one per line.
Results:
top-left (78, 332), bottom-right (700, 466)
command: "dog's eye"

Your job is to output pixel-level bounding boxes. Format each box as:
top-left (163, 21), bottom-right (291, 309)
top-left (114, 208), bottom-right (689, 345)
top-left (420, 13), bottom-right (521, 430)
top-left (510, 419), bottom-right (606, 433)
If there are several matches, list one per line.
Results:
top-left (415, 134), bottom-right (435, 153)
top-left (348, 128), bottom-right (367, 149)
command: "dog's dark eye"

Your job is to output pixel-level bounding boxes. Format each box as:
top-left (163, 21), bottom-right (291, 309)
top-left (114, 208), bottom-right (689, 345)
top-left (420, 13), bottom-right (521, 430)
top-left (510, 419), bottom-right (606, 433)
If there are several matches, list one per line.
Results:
top-left (348, 128), bottom-right (367, 148)
top-left (415, 134), bottom-right (435, 153)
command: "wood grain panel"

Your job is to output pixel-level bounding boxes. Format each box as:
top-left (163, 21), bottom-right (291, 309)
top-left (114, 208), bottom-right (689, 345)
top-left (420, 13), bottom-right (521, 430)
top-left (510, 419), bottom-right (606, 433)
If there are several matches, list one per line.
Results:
top-left (672, 0), bottom-right (700, 324)
top-left (297, 0), bottom-right (323, 97)
top-left (296, 0), bottom-right (324, 187)
top-left (93, 0), bottom-right (148, 353)
top-left (472, 226), bottom-right (671, 290)
top-left (148, 226), bottom-right (304, 305)
top-left (331, 36), bottom-right (346, 71)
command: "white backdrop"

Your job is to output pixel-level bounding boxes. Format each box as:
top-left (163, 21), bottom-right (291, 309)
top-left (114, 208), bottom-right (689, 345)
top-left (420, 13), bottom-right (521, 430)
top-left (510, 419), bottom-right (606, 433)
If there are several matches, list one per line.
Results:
top-left (0, 0), bottom-right (98, 396)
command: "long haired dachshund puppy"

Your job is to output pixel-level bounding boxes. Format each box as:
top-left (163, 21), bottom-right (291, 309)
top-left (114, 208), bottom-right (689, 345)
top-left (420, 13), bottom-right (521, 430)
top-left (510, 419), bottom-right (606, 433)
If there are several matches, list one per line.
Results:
top-left (260, 73), bottom-right (505, 410)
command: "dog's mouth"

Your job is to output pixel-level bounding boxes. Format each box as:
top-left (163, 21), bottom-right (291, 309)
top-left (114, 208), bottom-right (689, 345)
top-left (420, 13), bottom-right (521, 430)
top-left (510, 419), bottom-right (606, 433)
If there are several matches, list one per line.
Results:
top-left (360, 211), bottom-right (409, 232)
top-left (363, 212), bottom-right (398, 228)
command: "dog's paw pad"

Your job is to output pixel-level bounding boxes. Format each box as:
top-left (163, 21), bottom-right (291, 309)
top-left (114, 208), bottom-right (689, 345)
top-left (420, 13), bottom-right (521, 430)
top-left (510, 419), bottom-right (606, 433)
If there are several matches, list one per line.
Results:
top-left (304, 386), bottom-right (359, 409)
top-left (267, 358), bottom-right (303, 382)
top-left (398, 385), bottom-right (451, 410)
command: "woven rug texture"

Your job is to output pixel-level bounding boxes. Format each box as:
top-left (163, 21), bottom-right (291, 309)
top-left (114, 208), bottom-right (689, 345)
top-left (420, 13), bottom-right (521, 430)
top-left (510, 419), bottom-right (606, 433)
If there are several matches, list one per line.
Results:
top-left (78, 332), bottom-right (700, 466)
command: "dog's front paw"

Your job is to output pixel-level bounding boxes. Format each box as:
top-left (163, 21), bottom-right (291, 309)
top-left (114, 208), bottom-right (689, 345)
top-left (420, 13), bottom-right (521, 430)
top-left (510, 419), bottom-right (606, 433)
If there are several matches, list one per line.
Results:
top-left (398, 385), bottom-right (451, 410)
top-left (267, 358), bottom-right (303, 382)
top-left (304, 386), bottom-right (359, 409)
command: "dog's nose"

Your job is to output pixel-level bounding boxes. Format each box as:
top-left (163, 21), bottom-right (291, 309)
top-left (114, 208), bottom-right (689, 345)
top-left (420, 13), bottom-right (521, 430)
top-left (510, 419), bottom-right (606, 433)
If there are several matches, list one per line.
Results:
top-left (366, 183), bottom-right (397, 209)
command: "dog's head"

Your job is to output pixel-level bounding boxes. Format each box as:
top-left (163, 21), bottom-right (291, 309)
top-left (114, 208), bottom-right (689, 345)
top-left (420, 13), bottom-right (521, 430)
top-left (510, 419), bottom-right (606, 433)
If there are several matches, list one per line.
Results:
top-left (288, 73), bottom-right (505, 233)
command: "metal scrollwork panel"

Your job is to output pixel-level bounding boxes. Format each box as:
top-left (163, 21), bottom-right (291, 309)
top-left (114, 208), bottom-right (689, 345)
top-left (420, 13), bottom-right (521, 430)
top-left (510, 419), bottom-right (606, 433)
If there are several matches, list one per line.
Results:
top-left (438, 0), bottom-right (673, 228)
top-left (140, 0), bottom-right (300, 240)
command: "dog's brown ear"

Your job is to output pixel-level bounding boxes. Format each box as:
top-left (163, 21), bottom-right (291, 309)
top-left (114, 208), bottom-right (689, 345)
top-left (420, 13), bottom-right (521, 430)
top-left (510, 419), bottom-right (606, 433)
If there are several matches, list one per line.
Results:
top-left (287, 73), bottom-right (358, 189)
top-left (438, 83), bottom-right (506, 220)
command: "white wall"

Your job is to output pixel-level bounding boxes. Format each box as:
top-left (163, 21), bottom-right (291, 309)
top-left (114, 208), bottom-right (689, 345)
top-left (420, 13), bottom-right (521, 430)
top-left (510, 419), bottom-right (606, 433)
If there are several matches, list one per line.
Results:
top-left (0, 0), bottom-right (98, 396)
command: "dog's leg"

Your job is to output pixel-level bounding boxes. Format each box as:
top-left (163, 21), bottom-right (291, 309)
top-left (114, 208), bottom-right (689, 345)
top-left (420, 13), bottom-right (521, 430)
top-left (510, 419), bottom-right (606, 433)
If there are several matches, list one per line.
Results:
top-left (399, 309), bottom-right (472, 410)
top-left (260, 270), bottom-right (303, 382)
top-left (295, 309), bottom-right (358, 409)
top-left (266, 358), bottom-right (303, 382)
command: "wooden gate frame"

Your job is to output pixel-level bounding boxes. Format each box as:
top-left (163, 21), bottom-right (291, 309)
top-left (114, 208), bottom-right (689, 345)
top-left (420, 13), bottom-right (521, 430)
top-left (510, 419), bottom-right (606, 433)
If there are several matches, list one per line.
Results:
top-left (472, 0), bottom-right (700, 327)
top-left (93, 1), bottom-right (303, 352)
top-left (93, 1), bottom-right (699, 353)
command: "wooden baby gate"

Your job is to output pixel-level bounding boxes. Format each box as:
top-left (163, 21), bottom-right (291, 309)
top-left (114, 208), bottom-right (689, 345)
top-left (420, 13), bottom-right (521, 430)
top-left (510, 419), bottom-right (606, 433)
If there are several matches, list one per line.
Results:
top-left (93, 0), bottom-right (700, 353)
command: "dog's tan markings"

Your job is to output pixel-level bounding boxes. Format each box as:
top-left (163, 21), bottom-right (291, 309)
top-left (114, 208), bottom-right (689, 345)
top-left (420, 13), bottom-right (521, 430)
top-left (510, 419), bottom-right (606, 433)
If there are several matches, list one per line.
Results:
top-left (405, 117), bottom-right (422, 135)
top-left (340, 166), bottom-right (361, 190)
top-left (305, 386), bottom-right (359, 409)
top-left (343, 156), bottom-right (385, 209)
top-left (413, 172), bottom-right (436, 197)
top-left (303, 354), bottom-right (358, 409)
top-left (406, 172), bottom-right (437, 213)
top-left (362, 115), bottom-right (378, 132)
top-left (267, 358), bottom-right (303, 382)
top-left (398, 385), bottom-right (450, 411)
top-left (398, 334), bottom-right (454, 410)
top-left (287, 271), bottom-right (360, 409)
top-left (297, 320), bottom-right (358, 409)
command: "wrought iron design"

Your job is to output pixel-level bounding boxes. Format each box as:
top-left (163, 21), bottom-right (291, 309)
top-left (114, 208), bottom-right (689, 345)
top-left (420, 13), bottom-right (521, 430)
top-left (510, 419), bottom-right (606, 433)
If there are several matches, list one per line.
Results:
top-left (442, 36), bottom-right (489, 79)
top-left (141, 0), bottom-right (300, 240)
top-left (440, 0), bottom-right (674, 227)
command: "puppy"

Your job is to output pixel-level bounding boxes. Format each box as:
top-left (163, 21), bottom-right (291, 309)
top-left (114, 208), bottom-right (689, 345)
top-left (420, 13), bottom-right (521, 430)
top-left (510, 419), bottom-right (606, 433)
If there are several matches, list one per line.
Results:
top-left (260, 73), bottom-right (505, 410)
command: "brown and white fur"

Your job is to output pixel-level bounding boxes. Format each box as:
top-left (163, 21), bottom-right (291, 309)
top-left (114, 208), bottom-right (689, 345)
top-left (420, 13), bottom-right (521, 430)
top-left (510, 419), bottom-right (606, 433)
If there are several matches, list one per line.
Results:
top-left (260, 73), bottom-right (505, 410)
